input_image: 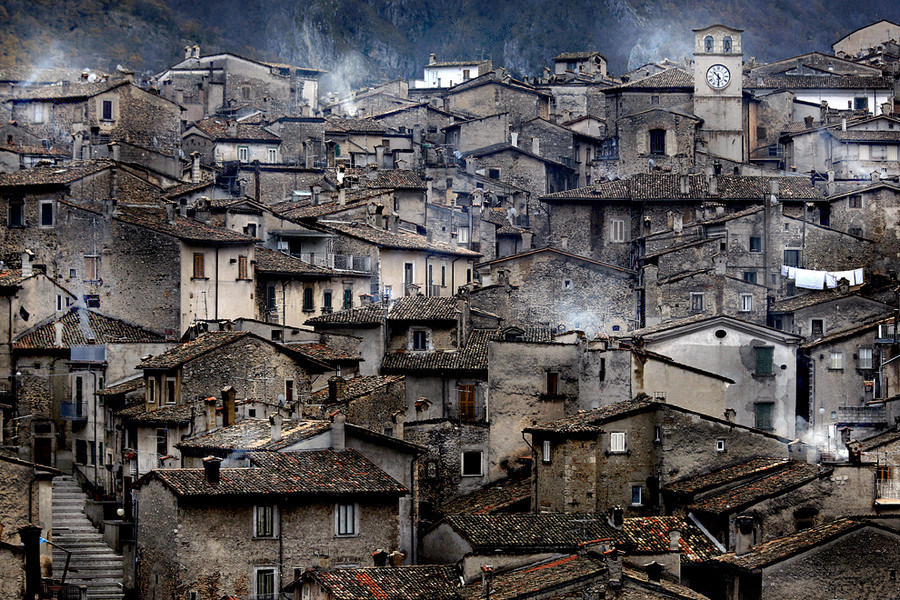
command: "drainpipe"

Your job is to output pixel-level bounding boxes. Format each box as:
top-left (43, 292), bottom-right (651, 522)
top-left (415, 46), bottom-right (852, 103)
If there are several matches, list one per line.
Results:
top-left (214, 248), bottom-right (220, 320)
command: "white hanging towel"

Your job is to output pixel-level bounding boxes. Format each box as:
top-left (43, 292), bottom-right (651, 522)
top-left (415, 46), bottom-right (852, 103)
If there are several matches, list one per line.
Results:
top-left (828, 268), bottom-right (865, 286)
top-left (781, 265), bottom-right (790, 276)
top-left (795, 268), bottom-right (826, 289)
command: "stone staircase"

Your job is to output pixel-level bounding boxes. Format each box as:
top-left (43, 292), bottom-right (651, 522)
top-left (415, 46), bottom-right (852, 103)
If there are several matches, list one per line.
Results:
top-left (51, 476), bottom-right (124, 600)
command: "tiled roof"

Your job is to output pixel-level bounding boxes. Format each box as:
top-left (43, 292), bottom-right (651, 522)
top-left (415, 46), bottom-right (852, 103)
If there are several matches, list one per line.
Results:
top-left (460, 555), bottom-right (606, 600)
top-left (96, 378), bottom-right (144, 397)
top-left (319, 221), bottom-right (481, 257)
top-left (13, 80), bottom-right (128, 101)
top-left (305, 303), bottom-right (388, 326)
top-left (746, 74), bottom-right (893, 89)
top-left (138, 331), bottom-right (249, 369)
top-left (288, 342), bottom-right (360, 363)
top-left (441, 513), bottom-right (614, 552)
top-left (618, 517), bottom-right (722, 563)
top-left (460, 143), bottom-right (574, 170)
top-left (0, 160), bottom-right (112, 187)
top-left (388, 296), bottom-right (459, 321)
top-left (191, 118), bottom-right (281, 142)
top-left (712, 518), bottom-right (861, 572)
top-left (858, 427), bottom-right (900, 453)
top-left (524, 398), bottom-right (656, 435)
top-left (663, 458), bottom-right (791, 496)
top-left (0, 143), bottom-right (67, 157)
top-left (828, 129), bottom-right (900, 142)
top-left (438, 477), bottom-right (531, 515)
top-left (802, 317), bottom-right (890, 350)
top-left (491, 325), bottom-right (555, 343)
top-left (381, 329), bottom-right (492, 373)
top-left (0, 269), bottom-right (31, 287)
top-left (622, 568), bottom-right (712, 600)
top-left (114, 206), bottom-right (256, 244)
top-left (325, 116), bottom-right (386, 133)
top-left (325, 168), bottom-right (425, 190)
top-left (144, 449), bottom-right (407, 497)
top-left (307, 566), bottom-right (461, 600)
top-left (14, 307), bottom-right (165, 350)
top-left (162, 180), bottom-right (216, 199)
top-left (307, 375), bottom-right (404, 404)
top-left (0, 66), bottom-right (108, 83)
top-left (254, 246), bottom-right (337, 276)
top-left (116, 401), bottom-right (196, 426)
top-left (176, 418), bottom-right (333, 453)
top-left (609, 68), bottom-right (693, 90)
top-left (554, 51), bottom-right (604, 61)
top-left (689, 462), bottom-right (827, 515)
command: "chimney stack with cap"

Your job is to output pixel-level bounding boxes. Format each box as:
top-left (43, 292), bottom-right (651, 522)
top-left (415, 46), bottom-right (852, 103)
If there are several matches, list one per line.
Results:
top-left (202, 456), bottom-right (222, 484)
top-left (190, 152), bottom-right (201, 183)
top-left (21, 249), bottom-right (33, 278)
top-left (645, 561), bottom-right (664, 584)
top-left (270, 413), bottom-right (283, 442)
top-left (328, 376), bottom-right (346, 404)
top-left (481, 565), bottom-right (493, 597)
top-left (734, 516), bottom-right (755, 556)
top-left (222, 386), bottom-right (236, 427)
top-left (608, 505), bottom-right (624, 530)
top-left (332, 412), bottom-right (346, 451)
top-left (205, 396), bottom-right (217, 431)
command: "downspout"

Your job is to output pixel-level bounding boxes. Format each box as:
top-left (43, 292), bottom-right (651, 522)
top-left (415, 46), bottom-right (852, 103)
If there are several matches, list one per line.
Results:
top-left (215, 248), bottom-right (220, 320)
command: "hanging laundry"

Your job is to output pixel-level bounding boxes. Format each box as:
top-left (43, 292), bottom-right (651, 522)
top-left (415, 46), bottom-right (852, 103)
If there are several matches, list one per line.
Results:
top-left (828, 268), bottom-right (864, 286)
top-left (794, 268), bottom-right (827, 289)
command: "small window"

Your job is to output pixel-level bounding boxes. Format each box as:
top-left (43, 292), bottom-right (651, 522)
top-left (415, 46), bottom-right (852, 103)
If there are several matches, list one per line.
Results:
top-left (631, 485), bottom-right (643, 506)
top-left (101, 100), bottom-right (113, 121)
top-left (654, 426), bottom-right (662, 442)
top-left (649, 129), bottom-right (666, 155)
top-left (267, 148), bottom-right (277, 164)
top-left (749, 236), bottom-right (761, 252)
top-left (458, 384), bottom-right (476, 421)
top-left (740, 294), bottom-right (753, 312)
top-left (193, 253), bottom-right (205, 278)
top-left (255, 568), bottom-right (276, 600)
top-left (854, 97), bottom-right (869, 111)
top-left (84, 294), bottom-right (100, 308)
top-left (811, 319), bottom-right (824, 337)
top-left (266, 284), bottom-right (277, 312)
top-left (237, 255), bottom-right (248, 280)
top-left (254, 505), bottom-right (276, 538)
top-left (84, 255), bottom-right (99, 282)
top-left (323, 290), bottom-right (333, 312)
top-left (343, 288), bottom-right (353, 310)
top-left (335, 503), bottom-right (358, 536)
top-left (461, 451), bottom-right (483, 476)
top-left (610, 218), bottom-right (626, 243)
top-left (457, 227), bottom-right (469, 244)
top-left (650, 95), bottom-right (660, 105)
top-left (542, 439), bottom-right (551, 463)
top-left (755, 403), bottom-right (773, 430)
top-left (244, 223), bottom-right (258, 237)
top-left (9, 199), bottom-right (24, 227)
top-left (546, 372), bottom-right (559, 396)
top-left (39, 201), bottom-right (54, 227)
top-left (690, 293), bottom-right (704, 312)
top-left (755, 347), bottom-right (774, 376)
top-left (156, 428), bottom-right (168, 457)
top-left (743, 271), bottom-right (757, 284)
top-left (783, 249), bottom-right (800, 267)
top-left (238, 146), bottom-right (249, 162)
top-left (848, 195), bottom-right (862, 208)
top-left (610, 432), bottom-right (626, 453)
top-left (412, 330), bottom-right (427, 351)
top-left (488, 168), bottom-right (501, 179)
top-left (716, 438), bottom-right (726, 452)
top-left (303, 287), bottom-right (314, 311)
top-left (165, 378), bottom-right (176, 404)
top-left (829, 351), bottom-right (843, 370)
top-left (271, 329), bottom-right (283, 341)
top-left (148, 380), bottom-right (156, 404)
top-left (404, 262), bottom-right (414, 287)
top-left (859, 347), bottom-right (874, 370)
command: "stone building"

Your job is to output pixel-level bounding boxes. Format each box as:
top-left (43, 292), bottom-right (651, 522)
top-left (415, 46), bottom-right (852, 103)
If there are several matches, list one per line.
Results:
top-left (552, 52), bottom-right (608, 78)
top-left (833, 20), bottom-right (900, 57)
top-left (413, 55), bottom-right (492, 89)
top-left (133, 450), bottom-right (407, 600)
top-left (0, 453), bottom-right (58, 570)
top-left (182, 117), bottom-right (283, 167)
top-left (444, 73), bottom-right (551, 127)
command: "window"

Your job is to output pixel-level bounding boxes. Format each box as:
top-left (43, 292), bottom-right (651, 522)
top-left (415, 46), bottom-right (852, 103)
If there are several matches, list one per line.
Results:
top-left (542, 439), bottom-right (551, 463)
top-left (740, 294), bottom-right (753, 312)
top-left (854, 97), bottom-right (869, 111)
top-left (74, 376), bottom-right (84, 413)
top-left (192, 253), bottom-right (205, 278)
top-left (743, 271), bottom-right (757, 284)
top-left (238, 146), bottom-right (249, 162)
top-left (303, 287), bottom-right (314, 311)
top-left (546, 372), bottom-right (559, 396)
top-left (488, 168), bottom-right (500, 179)
top-left (755, 403), bottom-right (773, 430)
top-left (755, 347), bottom-right (774, 376)
top-left (704, 36), bottom-right (714, 52)
top-left (690, 293), bottom-right (704, 312)
top-left (267, 148), bottom-right (277, 163)
top-left (271, 329), bottom-right (283, 341)
top-left (650, 94), bottom-right (660, 105)
top-left (749, 236), bottom-right (761, 252)
top-left (457, 227), bottom-right (469, 244)
top-left (75, 439), bottom-right (87, 464)
top-left (716, 438), bottom-right (726, 452)
top-left (783, 249), bottom-right (800, 267)
top-left (83, 256), bottom-right (99, 281)
top-left (335, 503), bottom-right (358, 536)
top-left (9, 199), bottom-right (24, 227)
top-left (323, 290), bottom-right (333, 312)
top-left (441, 265), bottom-right (446, 287)
top-left (39, 201), bottom-right (54, 227)
top-left (343, 288), bottom-right (353, 310)
top-left (811, 319), bottom-right (824, 337)
top-left (461, 451), bottom-right (483, 476)
top-left (404, 262), bottom-right (414, 287)
top-left (723, 36), bottom-right (732, 53)
top-left (463, 69), bottom-right (471, 80)
top-left (649, 129), bottom-right (666, 155)
top-left (165, 378), bottom-right (176, 404)
top-left (610, 432), bottom-right (626, 453)
top-left (829, 351), bottom-right (843, 370)
top-left (266, 284), bottom-right (277, 312)
top-left (237, 255), bottom-right (248, 280)
top-left (609, 218), bottom-right (626, 243)
top-left (255, 568), bottom-right (276, 600)
top-left (244, 223), bottom-right (258, 237)
top-left (848, 195), bottom-right (862, 208)
top-left (84, 294), bottom-right (100, 308)
top-left (148, 379), bottom-right (156, 404)
top-left (412, 330), bottom-right (428, 351)
top-left (458, 384), bottom-right (476, 421)
top-left (31, 103), bottom-right (46, 123)
top-left (285, 380), bottom-right (294, 403)
top-left (631, 485), bottom-right (643, 506)
top-left (654, 426), bottom-right (662, 442)
top-left (254, 505), bottom-right (276, 538)
top-left (859, 347), bottom-right (874, 369)
top-left (156, 428), bottom-right (168, 457)
top-left (101, 100), bottom-right (113, 121)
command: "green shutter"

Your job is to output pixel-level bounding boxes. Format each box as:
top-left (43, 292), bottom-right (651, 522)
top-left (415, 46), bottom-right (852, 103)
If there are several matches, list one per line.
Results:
top-left (755, 347), bottom-right (774, 375)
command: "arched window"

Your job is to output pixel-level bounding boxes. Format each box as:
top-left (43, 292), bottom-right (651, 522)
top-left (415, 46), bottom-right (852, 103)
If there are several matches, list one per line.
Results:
top-left (723, 36), bottom-right (732, 53)
top-left (704, 36), bottom-right (714, 53)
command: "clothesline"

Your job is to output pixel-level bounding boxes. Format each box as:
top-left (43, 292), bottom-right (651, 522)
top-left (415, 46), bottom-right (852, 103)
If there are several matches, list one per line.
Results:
top-left (780, 266), bottom-right (864, 290)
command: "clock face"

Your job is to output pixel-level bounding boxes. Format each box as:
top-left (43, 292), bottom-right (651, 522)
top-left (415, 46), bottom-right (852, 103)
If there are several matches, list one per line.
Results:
top-left (706, 64), bottom-right (731, 89)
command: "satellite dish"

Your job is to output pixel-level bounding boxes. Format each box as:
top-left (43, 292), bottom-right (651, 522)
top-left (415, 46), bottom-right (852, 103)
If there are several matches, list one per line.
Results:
top-left (277, 393), bottom-right (286, 407)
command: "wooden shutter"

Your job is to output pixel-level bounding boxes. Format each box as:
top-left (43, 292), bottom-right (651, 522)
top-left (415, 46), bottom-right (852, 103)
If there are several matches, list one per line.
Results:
top-left (458, 385), bottom-right (476, 421)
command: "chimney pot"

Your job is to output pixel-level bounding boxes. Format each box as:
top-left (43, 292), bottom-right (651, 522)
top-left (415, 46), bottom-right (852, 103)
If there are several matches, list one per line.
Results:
top-left (331, 412), bottom-right (346, 451)
top-left (609, 505), bottom-right (624, 529)
top-left (270, 413), bottom-right (283, 442)
top-left (481, 565), bottom-right (494, 597)
top-left (328, 376), bottom-right (346, 404)
top-left (202, 456), bottom-right (222, 484)
top-left (165, 203), bottom-right (176, 224)
top-left (54, 322), bottom-right (64, 347)
top-left (735, 516), bottom-right (755, 556)
top-left (222, 386), bottom-right (236, 427)
top-left (20, 249), bottom-right (33, 277)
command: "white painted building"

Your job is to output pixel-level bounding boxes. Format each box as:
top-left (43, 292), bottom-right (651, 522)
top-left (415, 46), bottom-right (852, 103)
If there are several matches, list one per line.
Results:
top-left (412, 54), bottom-right (491, 89)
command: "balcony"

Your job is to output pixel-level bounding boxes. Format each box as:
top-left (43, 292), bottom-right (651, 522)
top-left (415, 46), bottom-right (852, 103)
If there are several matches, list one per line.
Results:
top-left (836, 405), bottom-right (887, 427)
top-left (60, 401), bottom-right (87, 421)
top-left (876, 479), bottom-right (900, 503)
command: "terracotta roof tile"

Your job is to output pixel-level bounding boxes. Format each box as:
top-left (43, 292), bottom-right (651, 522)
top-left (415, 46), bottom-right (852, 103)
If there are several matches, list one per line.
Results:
top-left (689, 462), bottom-right (827, 515)
top-left (306, 303), bottom-right (388, 326)
top-left (138, 331), bottom-right (250, 369)
top-left (113, 206), bottom-right (257, 244)
top-left (116, 400), bottom-right (196, 426)
top-left (14, 307), bottom-right (165, 349)
top-left (96, 378), bottom-right (144, 397)
top-left (387, 296), bottom-right (459, 321)
top-left (381, 329), bottom-right (492, 373)
top-left (828, 129), bottom-right (900, 142)
top-left (460, 555), bottom-right (606, 600)
top-left (146, 449), bottom-right (407, 497)
top-left (441, 513), bottom-right (615, 553)
top-left (439, 477), bottom-right (531, 515)
top-left (12, 80), bottom-right (128, 101)
top-left (0, 269), bottom-right (31, 287)
top-left (617, 516), bottom-right (722, 563)
top-left (254, 246), bottom-right (339, 276)
top-left (857, 427), bottom-right (900, 453)
top-left (191, 117), bottom-right (281, 142)
top-left (663, 458), bottom-right (791, 496)
top-left (288, 342), bottom-right (360, 364)
top-left (307, 566), bottom-right (461, 600)
top-left (0, 160), bottom-right (112, 187)
top-left (307, 375), bottom-right (404, 404)
top-left (524, 398), bottom-right (656, 435)
top-left (609, 68), bottom-right (693, 90)
top-left (176, 418), bottom-right (333, 453)
top-left (622, 568), bottom-right (712, 600)
top-left (319, 220), bottom-right (480, 257)
top-left (746, 74), bottom-right (893, 89)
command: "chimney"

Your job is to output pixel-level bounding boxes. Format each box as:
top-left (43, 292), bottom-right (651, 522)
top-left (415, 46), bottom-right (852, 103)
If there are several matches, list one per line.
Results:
top-left (165, 203), bottom-right (176, 224)
top-left (338, 189), bottom-right (346, 205)
top-left (192, 45), bottom-right (200, 59)
top-left (680, 174), bottom-right (689, 195)
top-left (450, 230), bottom-right (458, 249)
top-left (724, 407), bottom-right (736, 423)
top-left (54, 322), bottom-right (64, 347)
top-left (391, 410), bottom-right (404, 439)
top-left (270, 413), bottom-right (283, 442)
top-left (228, 121), bottom-right (237, 137)
top-left (669, 529), bottom-right (681, 551)
top-left (842, 118), bottom-right (847, 131)
top-left (429, 53), bottom-right (437, 65)
top-left (375, 146), bottom-right (385, 170)
top-left (184, 46), bottom-right (192, 60)
top-left (465, 157), bottom-right (475, 175)
top-left (531, 137), bottom-right (540, 156)
top-left (331, 412), bottom-right (346, 451)
top-left (734, 516), bottom-right (755, 556)
top-left (605, 549), bottom-right (624, 588)
top-left (222, 386), bottom-right (236, 427)
top-left (328, 376), bottom-right (346, 404)
top-left (368, 164), bottom-right (379, 180)
top-left (372, 549), bottom-right (388, 567)
top-left (389, 550), bottom-right (405, 567)
top-left (510, 132), bottom-right (518, 147)
top-left (190, 152), bottom-right (201, 183)
top-left (645, 561), bottom-right (664, 584)
top-left (521, 231), bottom-right (533, 250)
top-left (804, 115), bottom-right (814, 128)
top-left (608, 505), bottom-right (624, 530)
top-left (481, 565), bottom-right (494, 598)
top-left (205, 396), bottom-right (217, 431)
top-left (20, 249), bottom-right (33, 277)
top-left (708, 175), bottom-right (718, 196)
top-left (202, 456), bottom-right (222, 484)
top-left (388, 214), bottom-right (398, 234)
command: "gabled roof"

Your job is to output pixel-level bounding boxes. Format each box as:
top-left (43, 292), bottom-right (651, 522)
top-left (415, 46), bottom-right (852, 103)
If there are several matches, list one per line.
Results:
top-left (663, 458), bottom-right (791, 497)
top-left (438, 477), bottom-right (531, 515)
top-left (303, 566), bottom-right (462, 600)
top-left (553, 51), bottom-right (606, 62)
top-left (11, 80), bottom-right (129, 102)
top-left (175, 418), bottom-right (333, 453)
top-left (624, 314), bottom-right (802, 345)
top-left (138, 331), bottom-right (328, 370)
top-left (372, 102), bottom-right (459, 120)
top-left (325, 116), bottom-right (386, 134)
top-left (802, 317), bottom-right (892, 350)
top-left (689, 462), bottom-right (828, 516)
top-left (476, 247), bottom-right (635, 276)
top-left (0, 160), bottom-right (113, 188)
top-left (188, 118), bottom-right (281, 142)
top-left (305, 303), bottom-right (388, 327)
top-left (617, 516), bottom-right (722, 563)
top-left (307, 375), bottom-right (404, 405)
top-left (460, 555), bottom-right (606, 600)
top-left (858, 427), bottom-right (900, 453)
top-left (316, 221), bottom-right (481, 257)
top-left (111, 206), bottom-right (257, 244)
top-left (438, 513), bottom-right (613, 553)
top-left (381, 329), bottom-right (493, 374)
top-left (833, 20), bottom-right (900, 48)
top-left (387, 296), bottom-right (459, 321)
top-left (13, 307), bottom-right (165, 350)
top-left (138, 450), bottom-right (407, 497)
top-left (605, 68), bottom-right (693, 92)
top-left (96, 377), bottom-right (144, 397)
top-left (116, 400), bottom-right (197, 426)
top-left (712, 517), bottom-right (868, 572)
top-left (253, 246), bottom-right (341, 277)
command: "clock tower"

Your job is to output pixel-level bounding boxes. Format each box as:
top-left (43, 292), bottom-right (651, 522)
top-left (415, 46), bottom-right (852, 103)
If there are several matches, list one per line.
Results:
top-left (693, 24), bottom-right (744, 163)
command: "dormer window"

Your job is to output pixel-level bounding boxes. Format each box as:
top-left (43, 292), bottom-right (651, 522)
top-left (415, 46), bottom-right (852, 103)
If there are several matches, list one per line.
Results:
top-left (723, 36), bottom-right (732, 53)
top-left (704, 36), bottom-right (714, 53)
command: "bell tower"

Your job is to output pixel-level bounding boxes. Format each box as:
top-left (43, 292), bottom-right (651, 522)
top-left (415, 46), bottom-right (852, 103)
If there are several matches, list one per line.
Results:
top-left (693, 24), bottom-right (744, 163)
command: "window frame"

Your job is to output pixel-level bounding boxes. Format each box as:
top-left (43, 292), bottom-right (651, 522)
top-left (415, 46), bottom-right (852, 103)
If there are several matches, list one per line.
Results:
top-left (165, 377), bottom-right (177, 404)
top-left (84, 255), bottom-right (100, 282)
top-left (461, 450), bottom-right (484, 477)
top-left (631, 485), bottom-right (643, 506)
top-left (254, 566), bottom-right (277, 600)
top-left (253, 505), bottom-right (277, 539)
top-left (783, 249), bottom-right (800, 267)
top-left (829, 351), bottom-right (844, 370)
top-left (192, 253), bottom-right (206, 279)
top-left (754, 402), bottom-right (774, 431)
top-left (411, 329), bottom-right (429, 351)
top-left (238, 146), bottom-right (250, 163)
top-left (39, 200), bottom-right (54, 227)
top-left (690, 292), bottom-right (704, 312)
top-left (542, 439), bottom-right (551, 463)
top-left (754, 346), bottom-right (775, 376)
top-left (848, 195), bottom-right (863, 209)
top-left (609, 431), bottom-right (627, 453)
top-left (101, 99), bottom-right (114, 121)
top-left (749, 236), bottom-right (762, 252)
top-left (267, 147), bottom-right (278, 164)
top-left (8, 199), bottom-right (24, 228)
top-left (649, 129), bottom-right (666, 155)
top-left (334, 502), bottom-right (359, 537)
top-left (716, 438), bottom-right (726, 452)
top-left (458, 384), bottom-right (476, 421)
top-left (609, 218), bottom-right (626, 243)
top-left (859, 347), bottom-right (874, 370)
top-left (343, 288), bottom-right (353, 310)
top-left (237, 255), bottom-right (249, 280)
top-left (156, 427), bottom-right (168, 457)
top-left (740, 293), bottom-right (753, 312)
top-left (302, 287), bottom-right (315, 312)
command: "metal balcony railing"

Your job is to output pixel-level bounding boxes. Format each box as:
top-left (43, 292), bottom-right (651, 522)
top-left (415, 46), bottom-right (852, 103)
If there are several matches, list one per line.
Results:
top-left (877, 479), bottom-right (900, 500)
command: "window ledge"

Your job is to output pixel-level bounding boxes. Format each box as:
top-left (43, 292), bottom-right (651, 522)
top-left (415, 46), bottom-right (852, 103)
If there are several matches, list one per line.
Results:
top-left (191, 276), bottom-right (209, 281)
top-left (605, 449), bottom-right (631, 457)
top-left (334, 533), bottom-right (360, 538)
top-left (252, 536), bottom-right (278, 540)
